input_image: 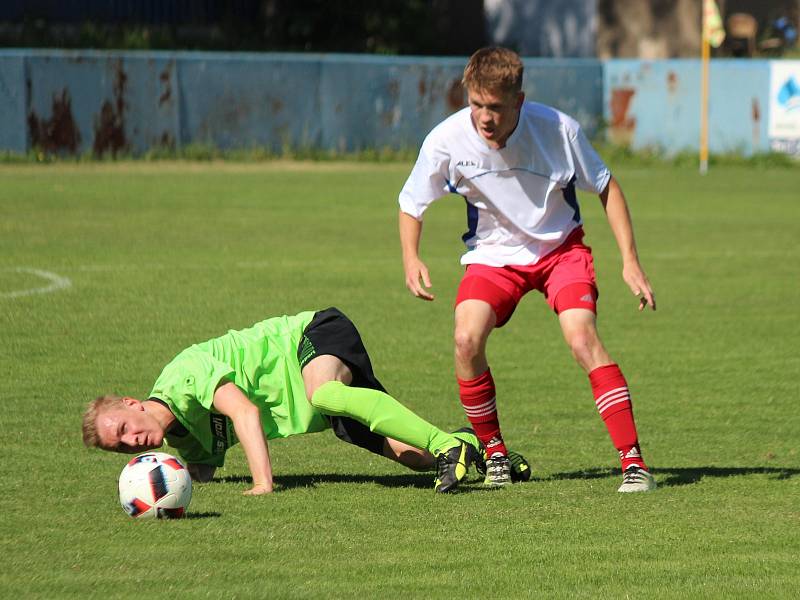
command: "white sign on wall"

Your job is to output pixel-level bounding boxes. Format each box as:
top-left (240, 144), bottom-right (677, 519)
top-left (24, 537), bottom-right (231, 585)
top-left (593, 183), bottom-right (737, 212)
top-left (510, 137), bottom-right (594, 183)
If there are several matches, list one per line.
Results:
top-left (768, 61), bottom-right (800, 155)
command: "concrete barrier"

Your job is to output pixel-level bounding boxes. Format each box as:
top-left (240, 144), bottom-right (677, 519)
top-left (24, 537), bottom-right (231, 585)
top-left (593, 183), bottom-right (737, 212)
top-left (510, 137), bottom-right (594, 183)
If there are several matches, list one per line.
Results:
top-left (605, 59), bottom-right (771, 155)
top-left (1, 49), bottom-right (796, 156)
top-left (0, 49), bottom-right (602, 155)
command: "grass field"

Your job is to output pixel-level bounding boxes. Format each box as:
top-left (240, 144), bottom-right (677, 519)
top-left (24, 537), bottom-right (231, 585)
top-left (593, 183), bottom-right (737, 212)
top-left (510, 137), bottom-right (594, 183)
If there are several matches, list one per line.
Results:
top-left (1, 161), bottom-right (798, 599)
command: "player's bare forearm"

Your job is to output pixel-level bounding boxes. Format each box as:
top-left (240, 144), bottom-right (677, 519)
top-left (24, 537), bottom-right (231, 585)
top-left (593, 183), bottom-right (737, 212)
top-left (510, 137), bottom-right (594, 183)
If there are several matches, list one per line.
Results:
top-left (600, 177), bottom-right (638, 263)
top-left (399, 210), bottom-right (423, 261)
top-left (600, 176), bottom-right (656, 311)
top-left (399, 210), bottom-right (435, 301)
top-left (212, 382), bottom-right (274, 494)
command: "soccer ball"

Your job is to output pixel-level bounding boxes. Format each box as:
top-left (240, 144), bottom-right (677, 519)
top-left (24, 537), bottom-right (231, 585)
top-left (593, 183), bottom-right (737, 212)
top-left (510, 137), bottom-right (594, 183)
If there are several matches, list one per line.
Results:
top-left (118, 452), bottom-right (192, 519)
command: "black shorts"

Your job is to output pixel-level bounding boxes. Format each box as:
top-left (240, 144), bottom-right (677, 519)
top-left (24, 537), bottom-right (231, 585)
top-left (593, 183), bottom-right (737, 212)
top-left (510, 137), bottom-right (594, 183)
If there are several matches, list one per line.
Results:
top-left (297, 307), bottom-right (387, 456)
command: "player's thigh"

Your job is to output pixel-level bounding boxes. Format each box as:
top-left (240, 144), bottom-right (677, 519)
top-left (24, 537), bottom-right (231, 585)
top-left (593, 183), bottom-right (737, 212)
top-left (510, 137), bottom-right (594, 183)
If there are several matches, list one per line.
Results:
top-left (454, 299), bottom-right (497, 340)
top-left (455, 264), bottom-right (525, 328)
top-left (543, 243), bottom-right (598, 315)
top-left (298, 307), bottom-right (386, 399)
top-left (557, 306), bottom-right (600, 341)
top-left (301, 354), bottom-right (353, 400)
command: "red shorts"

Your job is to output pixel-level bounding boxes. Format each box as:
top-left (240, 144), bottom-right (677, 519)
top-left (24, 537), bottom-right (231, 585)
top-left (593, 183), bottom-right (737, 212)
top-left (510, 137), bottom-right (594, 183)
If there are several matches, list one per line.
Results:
top-left (455, 227), bottom-right (598, 327)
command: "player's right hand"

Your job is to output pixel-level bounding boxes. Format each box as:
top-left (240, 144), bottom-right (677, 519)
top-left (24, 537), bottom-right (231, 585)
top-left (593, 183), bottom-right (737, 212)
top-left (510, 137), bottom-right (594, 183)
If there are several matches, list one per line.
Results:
top-left (622, 261), bottom-right (656, 311)
top-left (404, 258), bottom-right (435, 301)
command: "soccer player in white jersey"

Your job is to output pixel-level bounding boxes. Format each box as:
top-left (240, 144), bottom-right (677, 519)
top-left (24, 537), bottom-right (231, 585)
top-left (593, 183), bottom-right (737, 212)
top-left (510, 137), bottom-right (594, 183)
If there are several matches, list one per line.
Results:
top-left (398, 47), bottom-right (657, 492)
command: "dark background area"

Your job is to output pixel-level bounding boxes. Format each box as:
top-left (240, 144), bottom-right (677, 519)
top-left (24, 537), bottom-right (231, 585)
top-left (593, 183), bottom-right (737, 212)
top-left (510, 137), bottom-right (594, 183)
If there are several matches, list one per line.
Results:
top-left (0, 0), bottom-right (488, 55)
top-left (1, 0), bottom-right (796, 58)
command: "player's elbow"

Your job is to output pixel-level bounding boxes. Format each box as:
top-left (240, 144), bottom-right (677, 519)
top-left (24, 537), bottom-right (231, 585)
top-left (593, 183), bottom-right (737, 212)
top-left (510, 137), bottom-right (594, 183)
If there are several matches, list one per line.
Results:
top-left (225, 401), bottom-right (262, 436)
top-left (236, 401), bottom-right (261, 423)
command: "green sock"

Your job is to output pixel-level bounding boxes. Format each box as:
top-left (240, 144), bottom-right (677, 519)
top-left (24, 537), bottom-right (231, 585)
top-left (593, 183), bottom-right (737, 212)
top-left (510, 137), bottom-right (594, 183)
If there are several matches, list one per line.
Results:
top-left (452, 429), bottom-right (480, 453)
top-left (311, 381), bottom-right (459, 455)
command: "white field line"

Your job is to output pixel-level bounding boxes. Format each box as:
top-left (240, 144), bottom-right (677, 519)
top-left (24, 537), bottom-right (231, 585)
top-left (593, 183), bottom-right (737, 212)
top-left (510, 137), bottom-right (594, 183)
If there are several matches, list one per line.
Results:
top-left (68, 263), bottom-right (301, 272)
top-left (66, 259), bottom-right (387, 272)
top-left (5, 247), bottom-right (788, 300)
top-left (1, 267), bottom-right (72, 299)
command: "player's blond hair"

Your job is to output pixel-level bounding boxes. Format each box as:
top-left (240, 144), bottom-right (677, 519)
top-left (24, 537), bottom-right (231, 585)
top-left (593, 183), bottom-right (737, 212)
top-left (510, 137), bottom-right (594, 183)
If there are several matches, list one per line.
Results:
top-left (462, 46), bottom-right (524, 95)
top-left (82, 395), bottom-right (123, 448)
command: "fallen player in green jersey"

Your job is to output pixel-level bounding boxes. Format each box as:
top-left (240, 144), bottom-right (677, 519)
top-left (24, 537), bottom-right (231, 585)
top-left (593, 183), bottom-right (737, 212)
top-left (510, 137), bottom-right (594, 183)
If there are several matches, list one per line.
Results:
top-left (82, 308), bottom-right (529, 494)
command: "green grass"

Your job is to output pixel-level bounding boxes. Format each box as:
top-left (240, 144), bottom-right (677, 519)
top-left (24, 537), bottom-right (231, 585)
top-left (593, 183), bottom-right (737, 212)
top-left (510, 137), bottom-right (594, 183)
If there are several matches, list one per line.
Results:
top-left (1, 161), bottom-right (798, 599)
top-left (2, 142), bottom-right (798, 169)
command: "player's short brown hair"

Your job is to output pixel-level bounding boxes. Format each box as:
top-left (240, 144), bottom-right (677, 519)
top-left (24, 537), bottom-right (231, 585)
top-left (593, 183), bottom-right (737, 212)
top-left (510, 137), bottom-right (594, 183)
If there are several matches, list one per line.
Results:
top-left (462, 47), bottom-right (524, 95)
top-left (82, 395), bottom-right (123, 448)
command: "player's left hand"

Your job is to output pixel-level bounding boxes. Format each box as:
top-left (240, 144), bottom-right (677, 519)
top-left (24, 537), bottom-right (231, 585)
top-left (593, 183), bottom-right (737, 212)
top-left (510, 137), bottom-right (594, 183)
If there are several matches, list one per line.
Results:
top-left (622, 263), bottom-right (656, 311)
top-left (243, 483), bottom-right (273, 495)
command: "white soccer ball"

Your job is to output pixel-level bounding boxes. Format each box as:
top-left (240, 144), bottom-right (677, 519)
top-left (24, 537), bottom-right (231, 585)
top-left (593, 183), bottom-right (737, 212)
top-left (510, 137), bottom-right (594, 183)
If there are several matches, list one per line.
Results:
top-left (118, 452), bottom-right (192, 519)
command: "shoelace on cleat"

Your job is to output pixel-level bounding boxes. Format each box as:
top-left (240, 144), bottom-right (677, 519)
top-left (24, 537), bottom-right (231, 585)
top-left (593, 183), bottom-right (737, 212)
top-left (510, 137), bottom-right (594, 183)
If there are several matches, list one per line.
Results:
top-left (622, 467), bottom-right (647, 483)
top-left (485, 457), bottom-right (510, 479)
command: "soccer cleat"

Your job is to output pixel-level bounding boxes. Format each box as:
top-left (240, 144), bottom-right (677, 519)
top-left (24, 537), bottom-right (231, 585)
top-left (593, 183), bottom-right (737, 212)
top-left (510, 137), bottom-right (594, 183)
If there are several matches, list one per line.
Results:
top-left (452, 427), bottom-right (486, 476)
top-left (508, 450), bottom-right (532, 482)
top-left (483, 453), bottom-right (512, 487)
top-left (434, 442), bottom-right (471, 493)
top-left (453, 427), bottom-right (532, 482)
top-left (481, 450), bottom-right (532, 482)
top-left (617, 465), bottom-right (657, 493)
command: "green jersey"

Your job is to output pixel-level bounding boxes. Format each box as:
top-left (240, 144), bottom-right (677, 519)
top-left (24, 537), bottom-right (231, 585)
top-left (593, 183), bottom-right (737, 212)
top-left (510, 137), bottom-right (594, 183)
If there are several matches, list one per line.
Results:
top-left (148, 311), bottom-right (329, 466)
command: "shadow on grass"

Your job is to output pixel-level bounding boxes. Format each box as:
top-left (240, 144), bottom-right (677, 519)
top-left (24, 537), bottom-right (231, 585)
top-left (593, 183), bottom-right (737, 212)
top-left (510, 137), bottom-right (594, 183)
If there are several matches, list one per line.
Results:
top-left (548, 466), bottom-right (800, 487)
top-left (213, 473), bottom-right (434, 490)
top-left (209, 466), bottom-right (800, 492)
top-left (184, 512), bottom-right (222, 519)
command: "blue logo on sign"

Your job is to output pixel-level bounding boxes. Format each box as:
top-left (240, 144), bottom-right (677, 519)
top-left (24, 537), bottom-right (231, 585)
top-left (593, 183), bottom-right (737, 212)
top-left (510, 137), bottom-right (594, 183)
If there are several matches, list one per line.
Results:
top-left (777, 76), bottom-right (800, 111)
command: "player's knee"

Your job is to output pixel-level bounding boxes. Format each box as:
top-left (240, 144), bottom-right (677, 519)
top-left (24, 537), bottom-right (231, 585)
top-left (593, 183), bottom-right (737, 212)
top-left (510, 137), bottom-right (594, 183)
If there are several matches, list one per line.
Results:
top-left (454, 328), bottom-right (484, 362)
top-left (310, 380), bottom-right (346, 410)
top-left (302, 355), bottom-right (353, 402)
top-left (566, 329), bottom-right (592, 359)
top-left (566, 330), bottom-right (608, 371)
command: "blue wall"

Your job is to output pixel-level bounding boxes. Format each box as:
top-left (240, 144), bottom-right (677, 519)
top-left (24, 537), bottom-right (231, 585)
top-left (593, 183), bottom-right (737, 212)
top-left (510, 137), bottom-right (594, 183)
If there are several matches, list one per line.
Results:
top-left (604, 59), bottom-right (772, 155)
top-left (0, 54), bottom-right (26, 152)
top-left (0, 49), bottom-right (602, 155)
top-left (0, 49), bottom-right (789, 157)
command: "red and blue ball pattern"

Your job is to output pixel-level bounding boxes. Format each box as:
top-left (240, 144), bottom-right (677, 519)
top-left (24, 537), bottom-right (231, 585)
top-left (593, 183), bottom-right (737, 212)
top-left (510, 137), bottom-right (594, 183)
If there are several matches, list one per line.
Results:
top-left (118, 452), bottom-right (192, 519)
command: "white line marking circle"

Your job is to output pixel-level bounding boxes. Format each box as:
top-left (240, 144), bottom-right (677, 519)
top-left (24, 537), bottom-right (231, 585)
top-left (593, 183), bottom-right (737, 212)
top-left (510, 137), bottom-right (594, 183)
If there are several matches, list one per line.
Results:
top-left (1, 268), bottom-right (72, 299)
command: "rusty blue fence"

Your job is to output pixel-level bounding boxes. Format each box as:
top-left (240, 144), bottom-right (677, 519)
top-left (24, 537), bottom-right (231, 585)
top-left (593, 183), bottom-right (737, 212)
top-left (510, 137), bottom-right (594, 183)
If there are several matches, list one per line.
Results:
top-left (605, 59), bottom-right (773, 156)
top-left (0, 49), bottom-right (603, 156)
top-left (2, 50), bottom-right (795, 157)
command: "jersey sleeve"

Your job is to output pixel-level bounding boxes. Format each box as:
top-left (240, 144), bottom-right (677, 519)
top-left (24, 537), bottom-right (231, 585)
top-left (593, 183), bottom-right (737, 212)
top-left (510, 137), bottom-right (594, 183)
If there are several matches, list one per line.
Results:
top-left (150, 348), bottom-right (235, 424)
top-left (568, 125), bottom-right (611, 194)
top-left (398, 135), bottom-right (452, 219)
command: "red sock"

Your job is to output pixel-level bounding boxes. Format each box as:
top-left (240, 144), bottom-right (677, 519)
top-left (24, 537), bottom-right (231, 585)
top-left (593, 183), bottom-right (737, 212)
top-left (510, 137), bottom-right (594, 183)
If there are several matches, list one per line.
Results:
top-left (589, 364), bottom-right (648, 471)
top-left (458, 369), bottom-right (507, 457)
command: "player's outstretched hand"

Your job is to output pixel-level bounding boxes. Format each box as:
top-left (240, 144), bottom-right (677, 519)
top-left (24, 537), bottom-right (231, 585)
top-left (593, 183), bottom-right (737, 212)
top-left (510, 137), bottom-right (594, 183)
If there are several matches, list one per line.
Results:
top-left (622, 262), bottom-right (656, 311)
top-left (243, 483), bottom-right (273, 495)
top-left (403, 257), bottom-right (435, 301)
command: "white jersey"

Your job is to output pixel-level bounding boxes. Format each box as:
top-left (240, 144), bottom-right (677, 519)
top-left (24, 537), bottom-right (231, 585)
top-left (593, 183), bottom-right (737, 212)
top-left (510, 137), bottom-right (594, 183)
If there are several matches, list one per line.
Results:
top-left (399, 101), bottom-right (611, 266)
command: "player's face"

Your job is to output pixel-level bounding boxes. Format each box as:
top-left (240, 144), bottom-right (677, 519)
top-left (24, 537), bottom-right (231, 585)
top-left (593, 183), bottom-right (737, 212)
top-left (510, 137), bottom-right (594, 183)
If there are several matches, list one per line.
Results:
top-left (96, 398), bottom-right (165, 453)
top-left (468, 86), bottom-right (524, 148)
